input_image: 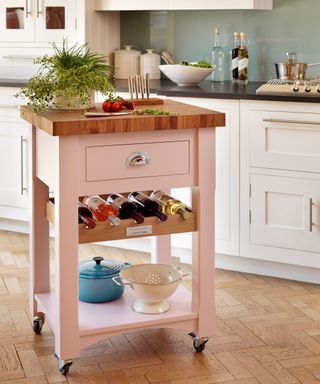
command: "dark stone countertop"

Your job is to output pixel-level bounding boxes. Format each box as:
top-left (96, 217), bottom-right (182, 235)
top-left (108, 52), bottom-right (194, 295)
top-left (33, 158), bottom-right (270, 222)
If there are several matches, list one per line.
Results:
top-left (115, 79), bottom-right (320, 104)
top-left (2, 78), bottom-right (320, 104)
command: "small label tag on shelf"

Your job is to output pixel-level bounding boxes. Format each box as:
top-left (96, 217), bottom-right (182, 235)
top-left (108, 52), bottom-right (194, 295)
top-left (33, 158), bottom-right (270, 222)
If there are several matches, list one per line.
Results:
top-left (126, 225), bottom-right (152, 237)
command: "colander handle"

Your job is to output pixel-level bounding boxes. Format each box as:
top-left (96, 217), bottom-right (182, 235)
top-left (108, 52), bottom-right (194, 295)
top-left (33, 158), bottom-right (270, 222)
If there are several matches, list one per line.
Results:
top-left (112, 276), bottom-right (134, 289)
top-left (176, 267), bottom-right (190, 279)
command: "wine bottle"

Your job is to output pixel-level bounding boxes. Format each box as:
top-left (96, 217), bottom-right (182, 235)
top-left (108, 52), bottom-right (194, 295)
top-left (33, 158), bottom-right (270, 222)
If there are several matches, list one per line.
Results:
top-left (150, 190), bottom-right (192, 220)
top-left (106, 193), bottom-right (144, 224)
top-left (238, 32), bottom-right (249, 85)
top-left (82, 195), bottom-right (120, 226)
top-left (231, 32), bottom-right (240, 84)
top-left (78, 201), bottom-right (96, 229)
top-left (128, 191), bottom-right (167, 222)
top-left (210, 27), bottom-right (226, 82)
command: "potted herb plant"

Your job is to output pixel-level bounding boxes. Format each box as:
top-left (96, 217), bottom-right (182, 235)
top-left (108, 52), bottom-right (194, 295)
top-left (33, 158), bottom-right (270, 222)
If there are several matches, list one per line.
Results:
top-left (17, 40), bottom-right (114, 112)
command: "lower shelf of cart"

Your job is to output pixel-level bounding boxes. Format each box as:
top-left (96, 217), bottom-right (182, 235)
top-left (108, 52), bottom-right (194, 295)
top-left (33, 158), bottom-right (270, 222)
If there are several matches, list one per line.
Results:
top-left (35, 284), bottom-right (197, 337)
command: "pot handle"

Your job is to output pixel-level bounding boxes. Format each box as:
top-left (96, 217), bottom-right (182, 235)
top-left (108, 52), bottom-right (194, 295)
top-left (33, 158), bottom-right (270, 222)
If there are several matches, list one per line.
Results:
top-left (306, 63), bottom-right (320, 67)
top-left (112, 276), bottom-right (134, 289)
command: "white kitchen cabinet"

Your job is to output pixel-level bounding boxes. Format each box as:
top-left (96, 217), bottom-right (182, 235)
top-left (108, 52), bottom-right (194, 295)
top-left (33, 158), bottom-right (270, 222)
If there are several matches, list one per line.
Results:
top-left (0, 88), bottom-right (30, 222)
top-left (165, 97), bottom-right (240, 257)
top-left (0, 0), bottom-right (76, 43)
top-left (240, 100), bottom-right (320, 270)
top-left (168, 0), bottom-right (272, 10)
top-left (95, 0), bottom-right (272, 10)
top-left (95, 0), bottom-right (169, 11)
top-left (250, 173), bottom-right (320, 254)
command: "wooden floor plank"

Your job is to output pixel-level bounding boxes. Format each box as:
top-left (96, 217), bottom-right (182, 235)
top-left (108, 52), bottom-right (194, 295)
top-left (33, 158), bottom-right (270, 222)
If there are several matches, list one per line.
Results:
top-left (0, 231), bottom-right (319, 384)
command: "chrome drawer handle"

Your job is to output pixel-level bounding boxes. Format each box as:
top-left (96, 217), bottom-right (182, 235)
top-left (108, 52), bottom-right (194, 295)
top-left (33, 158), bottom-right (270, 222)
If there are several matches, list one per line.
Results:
top-left (263, 118), bottom-right (320, 126)
top-left (126, 151), bottom-right (151, 166)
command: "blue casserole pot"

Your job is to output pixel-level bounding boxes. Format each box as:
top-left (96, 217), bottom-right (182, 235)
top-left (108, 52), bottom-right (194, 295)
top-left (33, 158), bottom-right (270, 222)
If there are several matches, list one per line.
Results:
top-left (79, 256), bottom-right (131, 303)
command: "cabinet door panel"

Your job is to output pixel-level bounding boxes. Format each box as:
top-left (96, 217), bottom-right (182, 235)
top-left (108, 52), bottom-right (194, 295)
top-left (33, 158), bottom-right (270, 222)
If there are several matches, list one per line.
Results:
top-left (250, 173), bottom-right (320, 253)
top-left (35, 0), bottom-right (76, 43)
top-left (0, 123), bottom-right (29, 212)
top-left (0, 0), bottom-right (34, 42)
top-left (165, 97), bottom-right (239, 256)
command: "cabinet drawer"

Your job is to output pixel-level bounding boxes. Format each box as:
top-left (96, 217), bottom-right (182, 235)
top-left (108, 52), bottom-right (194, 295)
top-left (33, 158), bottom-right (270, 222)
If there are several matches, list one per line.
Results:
top-left (86, 140), bottom-right (190, 182)
top-left (250, 111), bottom-right (320, 172)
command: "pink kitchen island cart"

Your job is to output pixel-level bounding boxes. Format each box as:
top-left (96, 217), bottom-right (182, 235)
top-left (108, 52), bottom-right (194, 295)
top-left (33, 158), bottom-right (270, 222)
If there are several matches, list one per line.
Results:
top-left (21, 99), bottom-right (225, 375)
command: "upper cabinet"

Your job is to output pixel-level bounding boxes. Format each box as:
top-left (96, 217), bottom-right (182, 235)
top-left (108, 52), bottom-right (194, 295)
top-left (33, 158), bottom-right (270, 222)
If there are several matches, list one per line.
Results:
top-left (168, 0), bottom-right (272, 10)
top-left (0, 0), bottom-right (77, 43)
top-left (95, 0), bottom-right (169, 11)
top-left (95, 0), bottom-right (273, 11)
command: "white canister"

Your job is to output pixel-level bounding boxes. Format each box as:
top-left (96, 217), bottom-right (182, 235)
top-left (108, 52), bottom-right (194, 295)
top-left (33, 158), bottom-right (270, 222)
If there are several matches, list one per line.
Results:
top-left (114, 45), bottom-right (141, 79)
top-left (140, 49), bottom-right (161, 80)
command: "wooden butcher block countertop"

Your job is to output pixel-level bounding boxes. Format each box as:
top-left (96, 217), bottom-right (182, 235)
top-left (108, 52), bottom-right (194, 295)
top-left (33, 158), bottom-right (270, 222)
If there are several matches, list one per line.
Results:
top-left (20, 99), bottom-right (225, 136)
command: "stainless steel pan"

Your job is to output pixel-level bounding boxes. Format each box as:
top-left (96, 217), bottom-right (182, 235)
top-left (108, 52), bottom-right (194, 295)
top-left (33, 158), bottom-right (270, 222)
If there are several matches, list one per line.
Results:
top-left (275, 62), bottom-right (320, 80)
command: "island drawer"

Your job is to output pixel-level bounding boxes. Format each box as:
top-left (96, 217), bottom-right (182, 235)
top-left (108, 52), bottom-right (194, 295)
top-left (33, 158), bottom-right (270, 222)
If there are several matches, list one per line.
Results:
top-left (84, 137), bottom-right (191, 182)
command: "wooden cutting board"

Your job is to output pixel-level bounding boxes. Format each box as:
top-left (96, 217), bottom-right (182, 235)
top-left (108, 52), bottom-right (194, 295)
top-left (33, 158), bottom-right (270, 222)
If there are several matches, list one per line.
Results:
top-left (20, 99), bottom-right (225, 136)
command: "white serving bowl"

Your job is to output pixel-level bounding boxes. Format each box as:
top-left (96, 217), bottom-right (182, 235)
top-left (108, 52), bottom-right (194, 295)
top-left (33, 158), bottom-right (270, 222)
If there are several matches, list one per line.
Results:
top-left (159, 64), bottom-right (215, 86)
top-left (113, 263), bottom-right (186, 314)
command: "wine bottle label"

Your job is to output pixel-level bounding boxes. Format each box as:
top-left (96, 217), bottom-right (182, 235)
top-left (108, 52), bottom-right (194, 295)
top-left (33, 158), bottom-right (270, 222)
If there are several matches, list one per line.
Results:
top-left (107, 195), bottom-right (127, 209)
top-left (232, 57), bottom-right (238, 70)
top-left (129, 192), bottom-right (146, 204)
top-left (83, 196), bottom-right (101, 210)
top-left (238, 57), bottom-right (248, 71)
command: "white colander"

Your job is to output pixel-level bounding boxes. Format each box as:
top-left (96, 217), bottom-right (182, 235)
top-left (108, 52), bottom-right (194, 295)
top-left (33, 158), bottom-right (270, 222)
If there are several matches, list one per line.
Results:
top-left (113, 263), bottom-right (187, 314)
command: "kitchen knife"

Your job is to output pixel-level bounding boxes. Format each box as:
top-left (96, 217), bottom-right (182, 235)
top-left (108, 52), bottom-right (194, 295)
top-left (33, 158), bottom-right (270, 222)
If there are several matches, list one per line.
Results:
top-left (134, 74), bottom-right (139, 99)
top-left (128, 75), bottom-right (133, 100)
top-left (139, 74), bottom-right (144, 99)
top-left (145, 73), bottom-right (150, 98)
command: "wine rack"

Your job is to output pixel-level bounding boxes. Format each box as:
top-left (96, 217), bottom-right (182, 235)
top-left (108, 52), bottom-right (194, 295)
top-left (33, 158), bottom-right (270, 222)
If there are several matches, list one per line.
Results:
top-left (46, 199), bottom-right (196, 243)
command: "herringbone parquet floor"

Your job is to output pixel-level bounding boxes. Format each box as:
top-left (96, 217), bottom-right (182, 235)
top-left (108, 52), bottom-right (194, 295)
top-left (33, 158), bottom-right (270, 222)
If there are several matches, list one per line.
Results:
top-left (0, 230), bottom-right (320, 383)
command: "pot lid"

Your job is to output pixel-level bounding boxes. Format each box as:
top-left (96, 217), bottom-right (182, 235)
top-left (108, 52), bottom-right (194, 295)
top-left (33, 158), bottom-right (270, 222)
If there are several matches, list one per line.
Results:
top-left (79, 257), bottom-right (128, 279)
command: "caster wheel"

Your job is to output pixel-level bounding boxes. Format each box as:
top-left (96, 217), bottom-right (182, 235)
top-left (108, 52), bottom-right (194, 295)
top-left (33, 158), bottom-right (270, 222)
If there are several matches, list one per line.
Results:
top-left (58, 359), bottom-right (73, 376)
top-left (32, 314), bottom-right (45, 334)
top-left (188, 332), bottom-right (209, 353)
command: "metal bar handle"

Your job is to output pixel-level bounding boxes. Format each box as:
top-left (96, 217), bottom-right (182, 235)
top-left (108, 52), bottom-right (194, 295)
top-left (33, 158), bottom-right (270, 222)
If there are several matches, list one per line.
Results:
top-left (36, 0), bottom-right (42, 17)
top-left (309, 198), bottom-right (319, 232)
top-left (263, 118), bottom-right (320, 126)
top-left (0, 105), bottom-right (19, 109)
top-left (20, 136), bottom-right (27, 195)
top-left (26, 0), bottom-right (32, 17)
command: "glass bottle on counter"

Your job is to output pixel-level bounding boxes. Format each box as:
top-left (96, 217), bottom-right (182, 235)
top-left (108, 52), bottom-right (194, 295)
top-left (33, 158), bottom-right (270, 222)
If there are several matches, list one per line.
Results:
top-left (128, 191), bottom-right (167, 222)
top-left (78, 201), bottom-right (96, 229)
top-left (106, 193), bottom-right (144, 224)
top-left (231, 32), bottom-right (240, 84)
top-left (210, 27), bottom-right (226, 82)
top-left (149, 190), bottom-right (192, 220)
top-left (238, 32), bottom-right (249, 85)
top-left (82, 195), bottom-right (120, 226)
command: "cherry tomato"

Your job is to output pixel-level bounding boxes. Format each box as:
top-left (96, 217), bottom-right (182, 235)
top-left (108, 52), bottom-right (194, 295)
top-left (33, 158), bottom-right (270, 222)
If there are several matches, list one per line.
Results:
top-left (116, 97), bottom-right (124, 108)
top-left (110, 101), bottom-right (122, 112)
top-left (102, 100), bottom-right (112, 112)
top-left (124, 100), bottom-right (136, 109)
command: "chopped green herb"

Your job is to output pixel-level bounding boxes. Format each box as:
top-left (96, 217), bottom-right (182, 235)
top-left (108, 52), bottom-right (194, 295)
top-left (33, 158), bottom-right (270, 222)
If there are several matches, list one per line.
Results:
top-left (133, 108), bottom-right (176, 116)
